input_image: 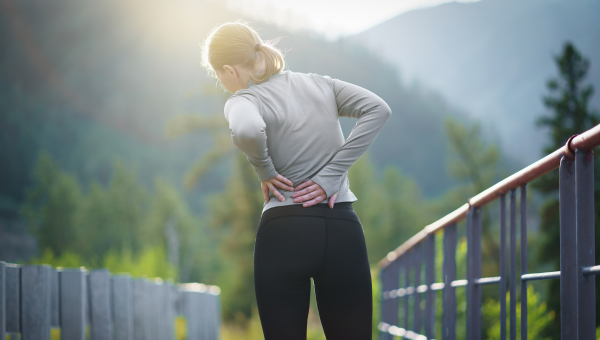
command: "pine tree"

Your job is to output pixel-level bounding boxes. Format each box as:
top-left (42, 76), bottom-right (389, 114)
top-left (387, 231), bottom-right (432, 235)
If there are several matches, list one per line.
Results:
top-left (534, 42), bottom-right (598, 339)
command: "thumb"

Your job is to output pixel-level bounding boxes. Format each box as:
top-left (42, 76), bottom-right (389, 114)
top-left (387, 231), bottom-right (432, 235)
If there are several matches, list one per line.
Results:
top-left (328, 193), bottom-right (338, 209)
top-left (261, 183), bottom-right (269, 202)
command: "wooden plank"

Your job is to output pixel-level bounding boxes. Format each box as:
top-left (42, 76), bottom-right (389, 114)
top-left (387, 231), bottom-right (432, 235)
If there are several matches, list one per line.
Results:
top-left (112, 275), bottom-right (133, 340)
top-left (89, 269), bottom-right (112, 340)
top-left (21, 265), bottom-right (51, 340)
top-left (60, 268), bottom-right (87, 340)
top-left (5, 264), bottom-right (19, 334)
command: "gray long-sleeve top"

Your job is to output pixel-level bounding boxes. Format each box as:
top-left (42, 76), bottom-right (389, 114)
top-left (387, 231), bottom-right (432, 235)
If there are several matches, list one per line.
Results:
top-left (224, 70), bottom-right (391, 212)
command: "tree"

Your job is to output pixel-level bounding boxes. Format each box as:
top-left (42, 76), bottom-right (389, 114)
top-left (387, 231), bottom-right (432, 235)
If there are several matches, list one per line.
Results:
top-left (534, 41), bottom-right (599, 339)
top-left (443, 117), bottom-right (501, 275)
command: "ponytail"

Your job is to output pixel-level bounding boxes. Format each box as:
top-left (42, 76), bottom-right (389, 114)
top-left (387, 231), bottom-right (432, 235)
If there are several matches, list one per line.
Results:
top-left (201, 21), bottom-right (285, 84)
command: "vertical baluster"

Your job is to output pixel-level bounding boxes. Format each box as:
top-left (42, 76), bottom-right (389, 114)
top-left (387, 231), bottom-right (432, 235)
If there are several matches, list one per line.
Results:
top-left (425, 234), bottom-right (435, 338)
top-left (50, 268), bottom-right (59, 328)
top-left (576, 150), bottom-right (595, 338)
top-left (558, 156), bottom-right (577, 339)
top-left (390, 260), bottom-right (400, 329)
top-left (147, 280), bottom-right (161, 340)
top-left (413, 243), bottom-right (422, 334)
top-left (500, 194), bottom-right (507, 340)
top-left (443, 223), bottom-right (457, 340)
top-left (163, 282), bottom-right (175, 340)
top-left (133, 279), bottom-right (148, 340)
top-left (404, 253), bottom-right (410, 332)
top-left (520, 186), bottom-right (528, 340)
top-left (509, 189), bottom-right (517, 340)
top-left (89, 269), bottom-right (112, 340)
top-left (59, 268), bottom-right (87, 340)
top-left (5, 264), bottom-right (19, 336)
top-left (380, 266), bottom-right (388, 332)
top-left (21, 265), bottom-right (51, 340)
top-left (467, 207), bottom-right (482, 340)
top-left (112, 275), bottom-right (133, 340)
top-left (1, 261), bottom-right (5, 340)
top-left (466, 208), bottom-right (473, 340)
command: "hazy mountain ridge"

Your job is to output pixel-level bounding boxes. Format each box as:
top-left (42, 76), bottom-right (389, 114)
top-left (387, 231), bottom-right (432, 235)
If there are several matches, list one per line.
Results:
top-left (351, 0), bottom-right (600, 164)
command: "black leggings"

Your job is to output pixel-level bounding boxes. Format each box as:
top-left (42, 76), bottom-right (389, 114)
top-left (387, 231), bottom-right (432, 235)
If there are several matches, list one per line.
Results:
top-left (254, 202), bottom-right (372, 340)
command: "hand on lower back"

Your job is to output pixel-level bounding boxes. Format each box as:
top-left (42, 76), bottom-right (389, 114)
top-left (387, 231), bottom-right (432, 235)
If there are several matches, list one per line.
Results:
top-left (261, 175), bottom-right (294, 203)
top-left (293, 180), bottom-right (338, 208)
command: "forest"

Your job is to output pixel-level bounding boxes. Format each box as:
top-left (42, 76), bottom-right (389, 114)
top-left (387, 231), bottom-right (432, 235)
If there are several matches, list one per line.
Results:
top-left (1, 0), bottom-right (598, 339)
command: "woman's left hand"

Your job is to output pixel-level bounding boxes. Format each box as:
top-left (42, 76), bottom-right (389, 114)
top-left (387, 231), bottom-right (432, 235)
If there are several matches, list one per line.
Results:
top-left (293, 180), bottom-right (338, 208)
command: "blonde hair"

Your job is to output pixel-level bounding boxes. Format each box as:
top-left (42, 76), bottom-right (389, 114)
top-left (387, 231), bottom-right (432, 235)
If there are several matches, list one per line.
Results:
top-left (201, 21), bottom-right (285, 84)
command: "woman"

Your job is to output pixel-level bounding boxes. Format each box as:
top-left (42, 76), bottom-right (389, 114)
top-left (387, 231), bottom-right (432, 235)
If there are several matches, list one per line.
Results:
top-left (202, 22), bottom-right (391, 339)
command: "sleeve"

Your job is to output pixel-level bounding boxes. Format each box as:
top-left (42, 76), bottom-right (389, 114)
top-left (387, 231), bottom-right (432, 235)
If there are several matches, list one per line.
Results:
top-left (310, 79), bottom-right (392, 197)
top-left (224, 95), bottom-right (279, 181)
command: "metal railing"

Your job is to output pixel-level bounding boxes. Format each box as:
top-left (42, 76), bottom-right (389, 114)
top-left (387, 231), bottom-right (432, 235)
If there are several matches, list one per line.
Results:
top-left (0, 263), bottom-right (221, 340)
top-left (378, 125), bottom-right (600, 340)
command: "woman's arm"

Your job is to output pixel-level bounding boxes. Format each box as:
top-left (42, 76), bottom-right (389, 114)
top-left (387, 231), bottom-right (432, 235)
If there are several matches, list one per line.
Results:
top-left (293, 79), bottom-right (391, 205)
top-left (225, 96), bottom-right (293, 201)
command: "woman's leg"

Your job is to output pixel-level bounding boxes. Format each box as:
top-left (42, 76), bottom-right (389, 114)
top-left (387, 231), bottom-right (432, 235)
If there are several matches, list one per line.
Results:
top-left (313, 216), bottom-right (373, 339)
top-left (254, 215), bottom-right (327, 340)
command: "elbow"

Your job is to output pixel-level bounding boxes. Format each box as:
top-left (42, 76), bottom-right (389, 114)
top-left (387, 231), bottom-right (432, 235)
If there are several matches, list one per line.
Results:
top-left (379, 100), bottom-right (392, 121)
top-left (232, 128), bottom-right (263, 146)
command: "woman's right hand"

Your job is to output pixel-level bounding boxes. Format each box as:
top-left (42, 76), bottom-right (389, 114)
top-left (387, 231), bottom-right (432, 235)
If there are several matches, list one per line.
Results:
top-left (261, 175), bottom-right (294, 202)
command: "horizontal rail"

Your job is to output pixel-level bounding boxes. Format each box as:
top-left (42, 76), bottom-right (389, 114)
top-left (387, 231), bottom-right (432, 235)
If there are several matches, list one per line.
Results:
top-left (474, 276), bottom-right (501, 285)
top-left (521, 271), bottom-right (561, 281)
top-left (379, 322), bottom-right (427, 340)
top-left (582, 265), bottom-right (600, 276)
top-left (379, 124), bottom-right (600, 268)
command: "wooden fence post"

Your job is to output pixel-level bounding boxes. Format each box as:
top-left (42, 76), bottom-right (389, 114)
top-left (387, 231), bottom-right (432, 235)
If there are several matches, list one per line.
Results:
top-left (112, 275), bottom-right (134, 340)
top-left (21, 265), bottom-right (51, 340)
top-left (89, 269), bottom-right (112, 340)
top-left (60, 268), bottom-right (87, 340)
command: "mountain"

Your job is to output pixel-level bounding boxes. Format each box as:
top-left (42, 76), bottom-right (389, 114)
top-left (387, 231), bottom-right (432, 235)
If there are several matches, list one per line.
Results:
top-left (351, 0), bottom-right (600, 164)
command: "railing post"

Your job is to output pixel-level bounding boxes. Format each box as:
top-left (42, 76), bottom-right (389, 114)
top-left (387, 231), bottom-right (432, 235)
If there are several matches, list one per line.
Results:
top-left (425, 234), bottom-right (435, 339)
top-left (509, 189), bottom-right (517, 340)
top-left (443, 223), bottom-right (457, 340)
top-left (112, 275), bottom-right (134, 340)
top-left (59, 268), bottom-right (87, 340)
top-left (576, 149), bottom-right (595, 339)
top-left (413, 243), bottom-right (422, 334)
top-left (559, 156), bottom-right (577, 339)
top-left (499, 194), bottom-right (507, 340)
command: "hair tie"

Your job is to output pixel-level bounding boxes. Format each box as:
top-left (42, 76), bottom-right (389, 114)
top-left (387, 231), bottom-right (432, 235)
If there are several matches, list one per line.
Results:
top-left (255, 43), bottom-right (261, 52)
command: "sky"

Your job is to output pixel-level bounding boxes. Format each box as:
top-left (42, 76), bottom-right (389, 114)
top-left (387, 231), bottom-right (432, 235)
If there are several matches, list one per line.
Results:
top-left (226, 0), bottom-right (480, 39)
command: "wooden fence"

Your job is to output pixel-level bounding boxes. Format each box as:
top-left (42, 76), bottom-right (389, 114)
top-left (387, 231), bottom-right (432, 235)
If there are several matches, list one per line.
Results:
top-left (0, 262), bottom-right (221, 340)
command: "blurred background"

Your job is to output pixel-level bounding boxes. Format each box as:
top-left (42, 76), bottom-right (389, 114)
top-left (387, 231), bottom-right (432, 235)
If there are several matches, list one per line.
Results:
top-left (1, 0), bottom-right (599, 338)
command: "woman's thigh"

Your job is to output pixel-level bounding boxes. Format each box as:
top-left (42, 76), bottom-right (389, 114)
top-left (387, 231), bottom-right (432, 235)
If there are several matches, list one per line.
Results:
top-left (254, 216), bottom-right (327, 340)
top-left (313, 217), bottom-right (373, 340)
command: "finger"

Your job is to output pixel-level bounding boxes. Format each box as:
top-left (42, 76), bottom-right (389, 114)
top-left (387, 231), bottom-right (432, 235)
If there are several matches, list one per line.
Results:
top-left (272, 179), bottom-right (294, 192)
top-left (328, 193), bottom-right (338, 209)
top-left (275, 175), bottom-right (293, 187)
top-left (292, 184), bottom-right (319, 198)
top-left (294, 180), bottom-right (314, 191)
top-left (293, 187), bottom-right (322, 202)
top-left (303, 195), bottom-right (326, 207)
top-left (261, 183), bottom-right (269, 202)
top-left (268, 183), bottom-right (285, 202)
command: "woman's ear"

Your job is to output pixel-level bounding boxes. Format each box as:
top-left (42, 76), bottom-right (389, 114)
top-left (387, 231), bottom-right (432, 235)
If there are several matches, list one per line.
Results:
top-left (222, 65), bottom-right (236, 78)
